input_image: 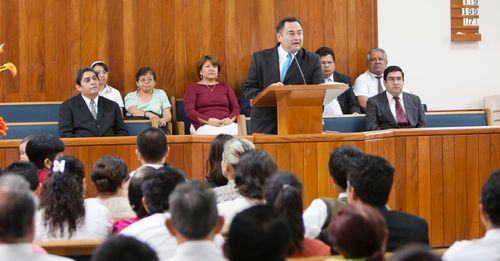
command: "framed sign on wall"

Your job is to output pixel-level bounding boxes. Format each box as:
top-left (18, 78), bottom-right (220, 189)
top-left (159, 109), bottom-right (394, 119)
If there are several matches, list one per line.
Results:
top-left (450, 0), bottom-right (481, 41)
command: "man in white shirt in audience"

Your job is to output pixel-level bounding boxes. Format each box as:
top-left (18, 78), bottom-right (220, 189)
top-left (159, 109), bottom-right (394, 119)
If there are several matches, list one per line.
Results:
top-left (165, 181), bottom-right (226, 261)
top-left (303, 146), bottom-right (363, 245)
top-left (443, 170), bottom-right (500, 261)
top-left (130, 127), bottom-right (169, 177)
top-left (120, 166), bottom-right (186, 260)
top-left (0, 175), bottom-right (71, 261)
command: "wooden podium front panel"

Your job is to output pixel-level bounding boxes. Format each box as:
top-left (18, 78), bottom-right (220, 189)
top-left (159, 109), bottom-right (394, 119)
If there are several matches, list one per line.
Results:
top-left (276, 89), bottom-right (325, 134)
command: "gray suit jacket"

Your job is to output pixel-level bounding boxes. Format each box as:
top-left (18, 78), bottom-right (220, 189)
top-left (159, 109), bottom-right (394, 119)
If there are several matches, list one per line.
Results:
top-left (365, 91), bottom-right (425, 130)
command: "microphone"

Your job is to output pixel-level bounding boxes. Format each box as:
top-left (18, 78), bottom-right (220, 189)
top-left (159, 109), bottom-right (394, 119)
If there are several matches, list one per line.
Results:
top-left (291, 53), bottom-right (306, 85)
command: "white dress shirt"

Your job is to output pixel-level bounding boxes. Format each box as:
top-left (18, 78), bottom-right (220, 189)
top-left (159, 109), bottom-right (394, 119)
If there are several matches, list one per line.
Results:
top-left (443, 228), bottom-right (500, 261)
top-left (99, 84), bottom-right (124, 108)
top-left (0, 244), bottom-right (72, 261)
top-left (277, 45), bottom-right (298, 81)
top-left (322, 75), bottom-right (344, 116)
top-left (165, 240), bottom-right (227, 261)
top-left (81, 95), bottom-right (99, 115)
top-left (386, 91), bottom-right (407, 121)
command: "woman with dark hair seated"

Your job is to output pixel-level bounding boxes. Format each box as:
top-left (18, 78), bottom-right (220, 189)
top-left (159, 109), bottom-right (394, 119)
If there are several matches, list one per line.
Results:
top-left (112, 166), bottom-right (156, 233)
top-left (327, 204), bottom-right (388, 261)
top-left (217, 149), bottom-right (277, 228)
top-left (90, 156), bottom-right (135, 219)
top-left (264, 172), bottom-right (330, 257)
top-left (184, 55), bottom-right (240, 135)
top-left (35, 155), bottom-right (112, 240)
top-left (205, 134), bottom-right (233, 187)
top-left (124, 67), bottom-right (172, 131)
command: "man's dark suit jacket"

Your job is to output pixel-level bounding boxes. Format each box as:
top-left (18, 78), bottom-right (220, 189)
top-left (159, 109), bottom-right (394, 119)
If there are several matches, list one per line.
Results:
top-left (331, 71), bottom-right (361, 114)
top-left (58, 95), bottom-right (129, 137)
top-left (365, 91), bottom-right (425, 131)
top-left (243, 45), bottom-right (324, 134)
top-left (376, 206), bottom-right (429, 251)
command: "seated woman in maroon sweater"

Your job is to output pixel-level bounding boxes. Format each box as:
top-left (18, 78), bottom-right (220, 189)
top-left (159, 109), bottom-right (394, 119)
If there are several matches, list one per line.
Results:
top-left (184, 55), bottom-right (240, 135)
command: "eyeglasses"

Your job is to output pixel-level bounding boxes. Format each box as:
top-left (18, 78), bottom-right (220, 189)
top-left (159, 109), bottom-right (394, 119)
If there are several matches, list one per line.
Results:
top-left (139, 77), bottom-right (155, 84)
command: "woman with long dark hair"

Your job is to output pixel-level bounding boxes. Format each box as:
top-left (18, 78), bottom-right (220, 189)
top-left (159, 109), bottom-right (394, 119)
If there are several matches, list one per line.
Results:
top-left (264, 172), bottom-right (330, 257)
top-left (205, 134), bottom-right (233, 187)
top-left (35, 155), bottom-right (112, 240)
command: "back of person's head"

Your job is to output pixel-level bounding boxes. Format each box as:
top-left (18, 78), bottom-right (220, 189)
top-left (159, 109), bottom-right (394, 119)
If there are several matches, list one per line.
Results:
top-left (264, 172), bottom-right (305, 254)
top-left (169, 181), bottom-right (219, 239)
top-left (128, 166), bottom-right (156, 218)
top-left (3, 161), bottom-right (39, 191)
top-left (91, 235), bottom-right (158, 261)
top-left (206, 134), bottom-right (233, 186)
top-left (41, 155), bottom-right (86, 238)
top-left (481, 170), bottom-right (500, 226)
top-left (315, 46), bottom-right (335, 60)
top-left (26, 134), bottom-right (65, 170)
top-left (136, 127), bottom-right (167, 163)
top-left (226, 205), bottom-right (291, 261)
top-left (0, 175), bottom-right (36, 243)
top-left (329, 146), bottom-right (364, 190)
top-left (389, 244), bottom-right (441, 261)
top-left (235, 149), bottom-right (278, 200)
top-left (141, 166), bottom-right (186, 214)
top-left (328, 204), bottom-right (388, 261)
top-left (91, 156), bottom-right (129, 194)
top-left (347, 155), bottom-right (394, 206)
top-left (223, 138), bottom-right (255, 167)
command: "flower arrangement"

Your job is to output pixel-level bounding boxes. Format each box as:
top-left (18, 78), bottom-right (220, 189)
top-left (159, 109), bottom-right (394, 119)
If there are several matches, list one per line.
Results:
top-left (0, 117), bottom-right (7, 138)
top-left (0, 42), bottom-right (17, 78)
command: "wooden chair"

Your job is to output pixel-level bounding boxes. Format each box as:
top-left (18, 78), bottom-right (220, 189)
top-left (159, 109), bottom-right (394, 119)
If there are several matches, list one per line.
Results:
top-left (169, 96), bottom-right (185, 134)
top-left (484, 95), bottom-right (500, 126)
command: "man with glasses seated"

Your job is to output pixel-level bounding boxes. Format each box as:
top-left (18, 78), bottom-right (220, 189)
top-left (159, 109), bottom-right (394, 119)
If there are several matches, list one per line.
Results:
top-left (365, 66), bottom-right (425, 130)
top-left (58, 67), bottom-right (128, 137)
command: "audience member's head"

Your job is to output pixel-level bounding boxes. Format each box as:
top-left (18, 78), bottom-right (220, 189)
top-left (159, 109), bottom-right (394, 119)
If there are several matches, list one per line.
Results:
top-left (264, 172), bottom-right (306, 255)
top-left (329, 146), bottom-right (364, 192)
top-left (222, 138), bottom-right (255, 181)
top-left (128, 166), bottom-right (157, 218)
top-left (347, 154), bottom-right (394, 207)
top-left (166, 181), bottom-right (222, 241)
top-left (366, 48), bottom-right (388, 75)
top-left (225, 205), bottom-right (291, 261)
top-left (141, 166), bottom-right (186, 214)
top-left (91, 156), bottom-right (129, 195)
top-left (19, 135), bottom-right (34, 161)
top-left (389, 244), bottom-right (441, 261)
top-left (0, 175), bottom-right (36, 243)
top-left (91, 235), bottom-right (158, 261)
top-left (315, 46), bottom-right (336, 79)
top-left (235, 149), bottom-right (278, 200)
top-left (26, 134), bottom-right (65, 170)
top-left (480, 170), bottom-right (500, 228)
top-left (206, 134), bottom-right (233, 187)
top-left (136, 127), bottom-right (168, 164)
top-left (3, 161), bottom-right (39, 192)
top-left (328, 204), bottom-right (388, 261)
top-left (40, 155), bottom-right (85, 238)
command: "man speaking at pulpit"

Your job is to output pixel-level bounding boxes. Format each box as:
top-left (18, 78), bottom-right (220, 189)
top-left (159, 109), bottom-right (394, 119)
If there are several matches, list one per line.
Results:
top-left (243, 16), bottom-right (324, 134)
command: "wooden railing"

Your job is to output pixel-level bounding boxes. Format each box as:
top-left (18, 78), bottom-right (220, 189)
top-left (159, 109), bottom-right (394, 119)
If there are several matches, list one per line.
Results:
top-left (2, 126), bottom-right (500, 247)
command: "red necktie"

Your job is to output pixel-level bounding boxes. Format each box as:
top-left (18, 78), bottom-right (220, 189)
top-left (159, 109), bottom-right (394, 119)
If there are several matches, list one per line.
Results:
top-left (393, 96), bottom-right (408, 127)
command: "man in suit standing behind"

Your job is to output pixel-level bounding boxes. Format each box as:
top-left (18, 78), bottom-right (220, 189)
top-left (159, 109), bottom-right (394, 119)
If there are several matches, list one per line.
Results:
top-left (315, 47), bottom-right (360, 115)
top-left (243, 16), bottom-right (324, 134)
top-left (365, 65), bottom-right (425, 131)
top-left (58, 67), bottom-right (128, 137)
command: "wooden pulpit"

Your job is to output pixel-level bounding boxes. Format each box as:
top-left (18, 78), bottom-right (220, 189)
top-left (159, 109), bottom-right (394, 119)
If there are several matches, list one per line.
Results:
top-left (251, 84), bottom-right (348, 135)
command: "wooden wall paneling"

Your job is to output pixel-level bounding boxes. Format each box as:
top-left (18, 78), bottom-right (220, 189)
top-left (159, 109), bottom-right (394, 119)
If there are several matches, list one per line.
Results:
top-left (262, 143), bottom-right (278, 164)
top-left (316, 142), bottom-right (331, 199)
top-left (202, 142), bottom-right (210, 180)
top-left (85, 145), bottom-right (117, 197)
top-left (429, 136), bottom-right (444, 246)
top-left (159, 0), bottom-right (176, 99)
top-left (275, 0), bottom-right (299, 21)
top-left (466, 135), bottom-right (480, 239)
top-left (453, 135), bottom-right (467, 241)
top-left (167, 143), bottom-right (184, 172)
top-left (491, 134), bottom-right (500, 171)
top-left (133, 0), bottom-right (150, 72)
top-left (122, 0), bottom-right (135, 94)
top-left (328, 141), bottom-right (344, 198)
top-left (96, 0), bottom-right (109, 65)
top-left (326, 0), bottom-right (349, 74)
top-left (107, 0), bottom-right (125, 93)
top-left (70, 0), bottom-right (83, 82)
top-left (28, 0), bottom-right (46, 101)
top-left (417, 136), bottom-right (432, 242)
top-left (148, 0), bottom-right (161, 78)
top-left (189, 143), bottom-right (205, 180)
top-left (82, 0), bottom-right (98, 66)
top-left (477, 134), bottom-right (491, 236)
top-left (300, 0), bottom-right (324, 51)
top-left (442, 135), bottom-right (457, 245)
top-left (114, 144), bottom-right (133, 170)
top-left (290, 142), bottom-right (305, 190)
top-left (276, 143), bottom-right (291, 172)
top-left (393, 137), bottom-right (407, 211)
top-left (346, 0), bottom-right (359, 80)
top-left (174, 0), bottom-right (187, 98)
top-left (44, 0), bottom-right (56, 101)
top-left (184, 0), bottom-right (202, 93)
top-left (405, 137), bottom-right (419, 216)
top-left (210, 0), bottom-right (226, 81)
top-left (55, 0), bottom-right (73, 100)
top-left (258, 0), bottom-right (276, 51)
top-left (355, 0), bottom-right (376, 76)
top-left (303, 142), bottom-right (319, 206)
top-left (4, 147), bottom-right (18, 166)
top-left (1, 0), bottom-right (20, 101)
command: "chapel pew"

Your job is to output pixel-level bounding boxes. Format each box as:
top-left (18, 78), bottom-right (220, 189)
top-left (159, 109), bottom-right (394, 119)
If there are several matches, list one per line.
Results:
top-left (34, 239), bottom-right (103, 261)
top-left (0, 102), bottom-right (62, 122)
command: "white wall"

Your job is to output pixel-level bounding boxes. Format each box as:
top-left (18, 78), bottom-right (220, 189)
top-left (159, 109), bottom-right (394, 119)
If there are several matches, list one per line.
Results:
top-left (378, 0), bottom-right (500, 110)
